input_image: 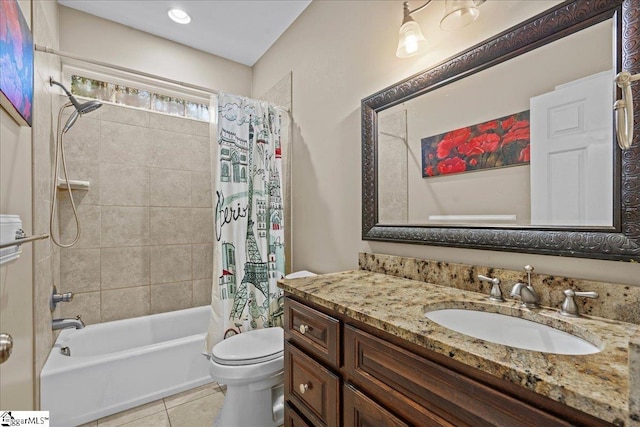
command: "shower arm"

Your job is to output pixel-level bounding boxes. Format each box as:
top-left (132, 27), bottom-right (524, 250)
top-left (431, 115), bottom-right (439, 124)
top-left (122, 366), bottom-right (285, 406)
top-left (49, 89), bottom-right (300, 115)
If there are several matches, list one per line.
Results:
top-left (614, 71), bottom-right (640, 150)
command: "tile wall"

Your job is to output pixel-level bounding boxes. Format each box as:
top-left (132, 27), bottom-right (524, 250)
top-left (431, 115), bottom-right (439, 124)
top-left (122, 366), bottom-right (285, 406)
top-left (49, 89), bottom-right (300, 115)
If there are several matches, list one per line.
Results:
top-left (32, 0), bottom-right (61, 408)
top-left (56, 101), bottom-right (213, 324)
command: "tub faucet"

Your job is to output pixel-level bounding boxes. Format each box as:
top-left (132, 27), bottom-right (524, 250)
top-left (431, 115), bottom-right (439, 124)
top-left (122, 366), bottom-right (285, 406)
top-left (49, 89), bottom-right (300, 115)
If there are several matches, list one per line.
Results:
top-left (52, 315), bottom-right (84, 330)
top-left (510, 265), bottom-right (539, 308)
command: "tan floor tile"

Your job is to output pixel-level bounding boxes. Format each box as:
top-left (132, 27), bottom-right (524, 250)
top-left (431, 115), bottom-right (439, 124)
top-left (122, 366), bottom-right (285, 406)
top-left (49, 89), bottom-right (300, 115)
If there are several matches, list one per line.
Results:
top-left (163, 381), bottom-right (220, 409)
top-left (118, 411), bottom-right (170, 427)
top-left (167, 392), bottom-right (225, 427)
top-left (97, 399), bottom-right (165, 427)
top-left (77, 422), bottom-right (97, 427)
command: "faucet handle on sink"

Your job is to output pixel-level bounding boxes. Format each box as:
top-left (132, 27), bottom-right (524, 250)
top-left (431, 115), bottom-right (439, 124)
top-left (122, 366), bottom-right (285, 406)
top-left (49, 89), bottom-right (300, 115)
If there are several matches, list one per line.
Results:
top-left (478, 274), bottom-right (505, 302)
top-left (560, 289), bottom-right (599, 317)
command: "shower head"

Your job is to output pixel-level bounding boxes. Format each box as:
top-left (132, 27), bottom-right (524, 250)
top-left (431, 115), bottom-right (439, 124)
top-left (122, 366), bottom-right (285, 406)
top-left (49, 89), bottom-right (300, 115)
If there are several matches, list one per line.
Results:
top-left (50, 77), bottom-right (102, 133)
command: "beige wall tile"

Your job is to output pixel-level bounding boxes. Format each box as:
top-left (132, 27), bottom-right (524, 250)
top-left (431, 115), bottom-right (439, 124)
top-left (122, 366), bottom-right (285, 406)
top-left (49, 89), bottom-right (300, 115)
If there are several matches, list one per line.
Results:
top-left (150, 168), bottom-right (191, 207)
top-left (101, 103), bottom-right (150, 127)
top-left (192, 208), bottom-right (213, 243)
top-left (193, 278), bottom-right (213, 307)
top-left (34, 198), bottom-right (51, 262)
top-left (100, 121), bottom-right (149, 167)
top-left (34, 256), bottom-right (54, 392)
top-left (62, 116), bottom-right (101, 163)
top-left (101, 206), bottom-right (149, 247)
top-left (191, 120), bottom-right (210, 137)
top-left (102, 286), bottom-right (150, 322)
top-left (58, 203), bottom-right (101, 248)
top-left (149, 113), bottom-right (192, 134)
top-left (100, 163), bottom-right (149, 206)
top-left (192, 243), bottom-right (213, 280)
top-left (101, 246), bottom-right (149, 289)
top-left (60, 248), bottom-right (101, 293)
top-left (148, 130), bottom-right (193, 170)
top-left (191, 172), bottom-right (212, 208)
top-left (149, 245), bottom-right (192, 284)
top-left (149, 207), bottom-right (193, 245)
top-left (58, 161), bottom-right (100, 205)
top-left (190, 136), bottom-right (211, 172)
top-left (59, 291), bottom-right (101, 326)
top-left (150, 281), bottom-right (193, 314)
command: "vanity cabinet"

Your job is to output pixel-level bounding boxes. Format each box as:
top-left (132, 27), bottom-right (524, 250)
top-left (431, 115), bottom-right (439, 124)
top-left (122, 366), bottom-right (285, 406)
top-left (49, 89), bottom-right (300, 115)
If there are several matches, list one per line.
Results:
top-left (283, 295), bottom-right (615, 427)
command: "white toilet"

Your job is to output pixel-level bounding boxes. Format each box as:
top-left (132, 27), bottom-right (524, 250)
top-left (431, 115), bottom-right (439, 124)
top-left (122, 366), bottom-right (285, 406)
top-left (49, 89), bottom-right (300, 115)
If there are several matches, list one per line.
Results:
top-left (208, 270), bottom-right (316, 427)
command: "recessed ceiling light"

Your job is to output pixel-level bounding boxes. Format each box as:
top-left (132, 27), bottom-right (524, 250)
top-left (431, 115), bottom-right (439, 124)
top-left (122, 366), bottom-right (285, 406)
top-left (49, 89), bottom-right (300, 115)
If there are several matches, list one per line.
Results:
top-left (168, 8), bottom-right (191, 24)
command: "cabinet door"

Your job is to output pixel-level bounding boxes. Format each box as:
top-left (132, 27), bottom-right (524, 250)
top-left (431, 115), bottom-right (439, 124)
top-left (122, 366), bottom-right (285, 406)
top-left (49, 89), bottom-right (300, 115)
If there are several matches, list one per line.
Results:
top-left (284, 402), bottom-right (313, 427)
top-left (285, 341), bottom-right (340, 427)
top-left (344, 383), bottom-right (411, 427)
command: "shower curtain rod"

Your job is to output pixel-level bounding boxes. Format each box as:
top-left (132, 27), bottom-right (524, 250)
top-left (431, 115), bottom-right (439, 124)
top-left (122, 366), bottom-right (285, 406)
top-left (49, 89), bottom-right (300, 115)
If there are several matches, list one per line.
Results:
top-left (36, 44), bottom-right (221, 96)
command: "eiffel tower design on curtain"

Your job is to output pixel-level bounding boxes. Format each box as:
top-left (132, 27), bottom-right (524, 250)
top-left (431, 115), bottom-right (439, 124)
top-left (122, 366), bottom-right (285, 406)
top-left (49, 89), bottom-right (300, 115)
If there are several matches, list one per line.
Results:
top-left (229, 117), bottom-right (270, 327)
top-left (209, 93), bottom-right (285, 346)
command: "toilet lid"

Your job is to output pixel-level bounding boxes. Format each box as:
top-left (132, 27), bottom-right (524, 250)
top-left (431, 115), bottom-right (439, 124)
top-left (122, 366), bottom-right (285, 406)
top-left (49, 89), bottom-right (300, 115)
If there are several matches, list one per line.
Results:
top-left (211, 327), bottom-right (284, 366)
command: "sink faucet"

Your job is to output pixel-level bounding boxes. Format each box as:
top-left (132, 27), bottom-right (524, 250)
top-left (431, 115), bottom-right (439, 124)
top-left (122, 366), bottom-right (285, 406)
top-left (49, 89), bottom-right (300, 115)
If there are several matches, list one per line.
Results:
top-left (52, 315), bottom-right (85, 330)
top-left (510, 265), bottom-right (540, 308)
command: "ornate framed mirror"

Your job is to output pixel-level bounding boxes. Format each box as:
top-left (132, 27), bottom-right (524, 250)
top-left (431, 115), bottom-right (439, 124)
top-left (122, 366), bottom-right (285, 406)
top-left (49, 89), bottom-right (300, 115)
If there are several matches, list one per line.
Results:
top-left (361, 0), bottom-right (639, 261)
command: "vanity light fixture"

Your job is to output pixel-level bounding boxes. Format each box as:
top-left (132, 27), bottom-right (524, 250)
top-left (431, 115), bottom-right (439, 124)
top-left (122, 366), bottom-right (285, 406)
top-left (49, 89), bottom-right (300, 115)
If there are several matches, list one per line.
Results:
top-left (168, 8), bottom-right (191, 24)
top-left (614, 71), bottom-right (640, 150)
top-left (396, 0), bottom-right (486, 58)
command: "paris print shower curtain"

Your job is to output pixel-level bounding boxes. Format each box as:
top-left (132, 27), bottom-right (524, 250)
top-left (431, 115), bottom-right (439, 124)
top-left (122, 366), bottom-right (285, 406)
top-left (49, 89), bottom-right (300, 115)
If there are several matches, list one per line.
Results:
top-left (205, 92), bottom-right (285, 351)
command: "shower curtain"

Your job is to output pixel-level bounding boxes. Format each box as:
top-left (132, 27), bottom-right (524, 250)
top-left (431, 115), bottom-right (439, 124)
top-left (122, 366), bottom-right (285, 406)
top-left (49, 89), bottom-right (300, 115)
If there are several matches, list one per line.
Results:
top-left (205, 92), bottom-right (286, 352)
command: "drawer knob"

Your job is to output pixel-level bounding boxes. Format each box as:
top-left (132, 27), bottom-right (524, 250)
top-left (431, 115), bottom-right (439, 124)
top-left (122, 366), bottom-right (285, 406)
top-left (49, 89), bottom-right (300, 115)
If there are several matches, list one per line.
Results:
top-left (299, 383), bottom-right (309, 394)
top-left (299, 324), bottom-right (310, 334)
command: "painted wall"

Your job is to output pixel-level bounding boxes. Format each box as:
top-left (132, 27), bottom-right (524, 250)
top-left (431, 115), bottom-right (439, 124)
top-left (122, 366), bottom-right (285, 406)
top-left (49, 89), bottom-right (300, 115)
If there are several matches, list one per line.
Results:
top-left (252, 0), bottom-right (640, 286)
top-left (59, 6), bottom-right (251, 97)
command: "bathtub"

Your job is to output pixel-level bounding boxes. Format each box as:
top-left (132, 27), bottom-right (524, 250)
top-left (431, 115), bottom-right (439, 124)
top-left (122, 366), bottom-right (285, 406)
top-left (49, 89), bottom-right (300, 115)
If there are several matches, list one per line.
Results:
top-left (41, 306), bottom-right (214, 427)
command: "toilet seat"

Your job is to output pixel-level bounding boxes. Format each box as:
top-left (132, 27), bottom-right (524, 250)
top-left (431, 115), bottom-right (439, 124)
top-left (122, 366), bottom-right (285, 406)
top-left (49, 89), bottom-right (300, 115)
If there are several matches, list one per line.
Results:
top-left (211, 327), bottom-right (284, 366)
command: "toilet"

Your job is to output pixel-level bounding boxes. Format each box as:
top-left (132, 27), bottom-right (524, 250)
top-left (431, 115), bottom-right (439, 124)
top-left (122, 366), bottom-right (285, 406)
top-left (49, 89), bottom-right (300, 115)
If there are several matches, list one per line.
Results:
top-left (208, 270), bottom-right (316, 427)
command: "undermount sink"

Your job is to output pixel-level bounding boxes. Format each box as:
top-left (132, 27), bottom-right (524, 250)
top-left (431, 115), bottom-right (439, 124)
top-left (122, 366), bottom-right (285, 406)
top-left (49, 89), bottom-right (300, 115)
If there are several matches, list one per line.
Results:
top-left (425, 309), bottom-right (600, 355)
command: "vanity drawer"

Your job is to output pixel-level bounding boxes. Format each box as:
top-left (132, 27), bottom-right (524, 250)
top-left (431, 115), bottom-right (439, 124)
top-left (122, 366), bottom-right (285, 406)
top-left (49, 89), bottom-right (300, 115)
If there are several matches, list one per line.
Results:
top-left (285, 341), bottom-right (340, 427)
top-left (284, 297), bottom-right (340, 366)
top-left (344, 325), bottom-right (574, 427)
top-left (343, 383), bottom-right (412, 427)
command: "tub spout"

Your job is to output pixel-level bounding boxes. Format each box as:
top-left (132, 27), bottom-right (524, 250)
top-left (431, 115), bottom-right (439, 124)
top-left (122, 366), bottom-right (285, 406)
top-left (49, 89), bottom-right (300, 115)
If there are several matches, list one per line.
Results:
top-left (52, 315), bottom-right (85, 330)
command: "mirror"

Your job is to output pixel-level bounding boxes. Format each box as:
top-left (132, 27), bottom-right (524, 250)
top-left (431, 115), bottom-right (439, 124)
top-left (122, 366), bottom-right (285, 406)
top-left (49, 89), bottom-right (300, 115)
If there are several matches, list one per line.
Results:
top-left (362, 0), bottom-right (640, 261)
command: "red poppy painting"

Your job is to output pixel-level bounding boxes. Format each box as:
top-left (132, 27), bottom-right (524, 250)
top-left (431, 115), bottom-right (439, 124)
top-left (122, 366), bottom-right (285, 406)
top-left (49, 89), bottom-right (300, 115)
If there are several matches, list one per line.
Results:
top-left (421, 111), bottom-right (530, 178)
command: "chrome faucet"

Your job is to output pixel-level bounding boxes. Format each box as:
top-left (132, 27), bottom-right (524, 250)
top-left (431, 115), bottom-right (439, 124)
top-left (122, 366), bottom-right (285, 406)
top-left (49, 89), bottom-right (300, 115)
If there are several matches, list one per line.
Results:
top-left (52, 315), bottom-right (85, 330)
top-left (510, 265), bottom-right (540, 308)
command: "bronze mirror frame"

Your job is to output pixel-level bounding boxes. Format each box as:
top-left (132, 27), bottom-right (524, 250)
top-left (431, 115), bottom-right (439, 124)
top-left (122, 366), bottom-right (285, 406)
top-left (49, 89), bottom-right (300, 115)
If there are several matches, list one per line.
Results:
top-left (362, 0), bottom-right (640, 262)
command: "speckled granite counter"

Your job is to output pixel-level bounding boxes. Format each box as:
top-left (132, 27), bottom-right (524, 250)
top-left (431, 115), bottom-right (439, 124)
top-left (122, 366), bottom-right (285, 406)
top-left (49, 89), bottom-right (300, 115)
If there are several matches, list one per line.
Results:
top-left (279, 270), bottom-right (639, 426)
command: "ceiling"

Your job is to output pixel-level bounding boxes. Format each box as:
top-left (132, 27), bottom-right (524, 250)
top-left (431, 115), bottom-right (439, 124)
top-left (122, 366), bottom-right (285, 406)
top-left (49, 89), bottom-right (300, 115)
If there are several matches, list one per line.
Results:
top-left (57, 0), bottom-right (312, 66)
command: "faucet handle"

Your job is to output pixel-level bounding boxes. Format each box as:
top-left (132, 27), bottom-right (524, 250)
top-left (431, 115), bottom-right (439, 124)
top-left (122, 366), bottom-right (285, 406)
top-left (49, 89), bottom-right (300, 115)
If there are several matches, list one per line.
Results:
top-left (478, 274), bottom-right (505, 302)
top-left (51, 285), bottom-right (74, 311)
top-left (560, 289), bottom-right (598, 317)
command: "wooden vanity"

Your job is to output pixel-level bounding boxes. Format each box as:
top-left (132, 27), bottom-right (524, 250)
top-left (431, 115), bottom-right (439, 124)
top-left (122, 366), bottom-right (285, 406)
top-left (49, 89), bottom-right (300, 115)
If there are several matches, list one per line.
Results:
top-left (279, 271), bottom-right (638, 427)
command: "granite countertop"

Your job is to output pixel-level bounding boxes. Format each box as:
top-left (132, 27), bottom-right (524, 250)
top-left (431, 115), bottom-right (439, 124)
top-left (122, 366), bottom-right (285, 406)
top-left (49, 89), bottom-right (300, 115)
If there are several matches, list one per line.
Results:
top-left (278, 270), bottom-right (639, 426)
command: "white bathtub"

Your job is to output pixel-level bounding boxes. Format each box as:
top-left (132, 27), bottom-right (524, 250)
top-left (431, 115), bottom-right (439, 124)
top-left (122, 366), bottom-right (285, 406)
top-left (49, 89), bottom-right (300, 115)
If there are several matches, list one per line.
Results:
top-left (41, 306), bottom-right (213, 427)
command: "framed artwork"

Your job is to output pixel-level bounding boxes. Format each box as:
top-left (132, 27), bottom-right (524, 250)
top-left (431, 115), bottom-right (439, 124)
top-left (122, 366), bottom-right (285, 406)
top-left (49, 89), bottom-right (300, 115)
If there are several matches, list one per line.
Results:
top-left (0, 0), bottom-right (34, 127)
top-left (421, 111), bottom-right (530, 178)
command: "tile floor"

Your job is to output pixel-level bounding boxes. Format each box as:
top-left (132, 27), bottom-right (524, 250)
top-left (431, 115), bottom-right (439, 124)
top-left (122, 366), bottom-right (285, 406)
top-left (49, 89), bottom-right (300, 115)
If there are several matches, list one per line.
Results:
top-left (78, 381), bottom-right (226, 427)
